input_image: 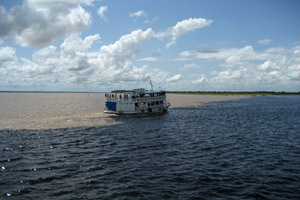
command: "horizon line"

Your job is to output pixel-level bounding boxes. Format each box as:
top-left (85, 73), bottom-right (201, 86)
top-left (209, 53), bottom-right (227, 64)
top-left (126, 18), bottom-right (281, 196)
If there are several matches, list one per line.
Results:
top-left (1, 90), bottom-right (299, 94)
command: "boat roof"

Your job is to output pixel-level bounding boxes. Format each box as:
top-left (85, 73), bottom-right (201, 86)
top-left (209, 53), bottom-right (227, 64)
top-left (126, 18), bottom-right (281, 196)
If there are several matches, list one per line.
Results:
top-left (109, 88), bottom-right (165, 94)
top-left (126, 88), bottom-right (165, 94)
top-left (144, 90), bottom-right (165, 94)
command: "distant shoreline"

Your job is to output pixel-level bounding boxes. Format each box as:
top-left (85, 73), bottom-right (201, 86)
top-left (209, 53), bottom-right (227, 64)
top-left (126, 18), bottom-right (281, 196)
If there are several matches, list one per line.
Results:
top-left (167, 91), bottom-right (300, 96)
top-left (0, 91), bottom-right (102, 94)
top-left (1, 91), bottom-right (299, 96)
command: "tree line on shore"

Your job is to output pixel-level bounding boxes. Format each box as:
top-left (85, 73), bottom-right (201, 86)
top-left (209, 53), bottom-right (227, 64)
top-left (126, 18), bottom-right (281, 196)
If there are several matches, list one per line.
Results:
top-left (166, 91), bottom-right (300, 96)
top-left (1, 90), bottom-right (299, 95)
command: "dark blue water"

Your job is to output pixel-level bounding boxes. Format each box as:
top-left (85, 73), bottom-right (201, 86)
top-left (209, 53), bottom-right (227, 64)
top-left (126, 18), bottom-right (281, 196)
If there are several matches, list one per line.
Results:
top-left (1, 96), bottom-right (300, 199)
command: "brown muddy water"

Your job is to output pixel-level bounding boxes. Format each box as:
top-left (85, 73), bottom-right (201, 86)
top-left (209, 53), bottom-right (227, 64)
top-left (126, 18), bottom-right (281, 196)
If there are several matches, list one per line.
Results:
top-left (0, 93), bottom-right (248, 130)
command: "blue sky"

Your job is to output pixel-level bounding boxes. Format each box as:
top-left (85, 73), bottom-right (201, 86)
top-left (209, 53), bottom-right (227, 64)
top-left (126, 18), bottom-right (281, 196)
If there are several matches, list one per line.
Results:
top-left (0, 0), bottom-right (299, 92)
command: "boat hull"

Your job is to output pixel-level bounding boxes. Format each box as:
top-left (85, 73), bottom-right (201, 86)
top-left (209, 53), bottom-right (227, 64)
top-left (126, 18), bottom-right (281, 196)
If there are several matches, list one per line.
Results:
top-left (104, 105), bottom-right (170, 115)
top-left (103, 89), bottom-right (170, 115)
top-left (104, 110), bottom-right (167, 115)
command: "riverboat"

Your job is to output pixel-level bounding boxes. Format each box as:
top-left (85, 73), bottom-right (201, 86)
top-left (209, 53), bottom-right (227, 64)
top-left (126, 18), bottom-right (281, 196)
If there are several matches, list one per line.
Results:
top-left (104, 88), bottom-right (170, 115)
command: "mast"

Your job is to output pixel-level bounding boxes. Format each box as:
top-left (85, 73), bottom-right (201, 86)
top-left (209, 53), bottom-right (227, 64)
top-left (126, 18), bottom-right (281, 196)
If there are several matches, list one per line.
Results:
top-left (149, 76), bottom-right (153, 91)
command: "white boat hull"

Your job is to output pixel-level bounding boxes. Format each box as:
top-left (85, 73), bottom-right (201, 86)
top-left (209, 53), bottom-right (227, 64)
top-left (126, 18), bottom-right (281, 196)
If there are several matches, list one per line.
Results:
top-left (104, 104), bottom-right (170, 115)
top-left (104, 89), bottom-right (170, 115)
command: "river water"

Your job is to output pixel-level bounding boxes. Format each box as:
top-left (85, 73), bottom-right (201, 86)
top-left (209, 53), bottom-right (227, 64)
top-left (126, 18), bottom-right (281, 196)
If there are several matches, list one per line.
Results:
top-left (1, 96), bottom-right (300, 199)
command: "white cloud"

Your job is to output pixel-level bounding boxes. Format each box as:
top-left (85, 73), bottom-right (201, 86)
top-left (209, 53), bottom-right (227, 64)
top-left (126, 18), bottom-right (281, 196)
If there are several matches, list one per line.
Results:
top-left (0, 31), bottom-right (102, 91)
top-left (225, 55), bottom-right (242, 66)
top-left (1, 12), bottom-right (299, 92)
top-left (287, 65), bottom-right (300, 80)
top-left (32, 45), bottom-right (58, 64)
top-left (258, 59), bottom-right (280, 71)
top-left (181, 63), bottom-right (201, 70)
top-left (258, 39), bottom-right (272, 45)
top-left (192, 76), bottom-right (206, 84)
top-left (213, 69), bottom-right (244, 82)
top-left (1, 37), bottom-right (300, 91)
top-left (129, 10), bottom-right (147, 18)
top-left (0, 46), bottom-right (17, 63)
top-left (27, 0), bottom-right (94, 7)
top-left (180, 45), bottom-right (272, 61)
top-left (137, 57), bottom-right (159, 62)
top-left (293, 49), bottom-right (300, 55)
top-left (60, 34), bottom-right (100, 54)
top-left (97, 6), bottom-right (108, 22)
top-left (166, 18), bottom-right (213, 48)
top-left (144, 16), bottom-right (159, 24)
top-left (98, 28), bottom-right (154, 70)
top-left (166, 74), bottom-right (182, 82)
top-left (0, 0), bottom-right (93, 47)
top-left (88, 28), bottom-right (162, 89)
top-left (177, 44), bottom-right (300, 91)
top-left (208, 68), bottom-right (250, 90)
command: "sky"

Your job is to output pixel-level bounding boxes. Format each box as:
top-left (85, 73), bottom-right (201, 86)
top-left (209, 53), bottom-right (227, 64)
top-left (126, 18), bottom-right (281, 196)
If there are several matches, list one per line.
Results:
top-left (0, 0), bottom-right (299, 92)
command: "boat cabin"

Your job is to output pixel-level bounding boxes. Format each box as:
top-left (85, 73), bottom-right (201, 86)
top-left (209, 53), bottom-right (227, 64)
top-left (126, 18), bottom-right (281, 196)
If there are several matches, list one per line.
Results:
top-left (104, 88), bottom-right (170, 115)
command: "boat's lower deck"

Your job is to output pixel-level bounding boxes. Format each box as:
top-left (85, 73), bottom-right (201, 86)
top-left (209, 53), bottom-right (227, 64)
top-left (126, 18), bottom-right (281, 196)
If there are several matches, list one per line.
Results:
top-left (104, 99), bottom-right (170, 115)
top-left (104, 109), bottom-right (168, 115)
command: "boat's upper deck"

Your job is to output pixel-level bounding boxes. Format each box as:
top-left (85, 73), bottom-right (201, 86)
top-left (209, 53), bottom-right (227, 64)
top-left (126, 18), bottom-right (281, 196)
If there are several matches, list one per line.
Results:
top-left (105, 88), bottom-right (166, 103)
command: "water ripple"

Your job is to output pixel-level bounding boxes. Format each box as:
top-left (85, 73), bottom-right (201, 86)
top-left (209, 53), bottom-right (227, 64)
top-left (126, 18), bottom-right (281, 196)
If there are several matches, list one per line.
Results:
top-left (1, 96), bottom-right (300, 199)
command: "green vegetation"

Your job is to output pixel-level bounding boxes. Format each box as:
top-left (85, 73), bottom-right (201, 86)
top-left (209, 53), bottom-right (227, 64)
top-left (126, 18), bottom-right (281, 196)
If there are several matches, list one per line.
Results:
top-left (166, 91), bottom-right (300, 96)
top-left (1, 90), bottom-right (299, 96)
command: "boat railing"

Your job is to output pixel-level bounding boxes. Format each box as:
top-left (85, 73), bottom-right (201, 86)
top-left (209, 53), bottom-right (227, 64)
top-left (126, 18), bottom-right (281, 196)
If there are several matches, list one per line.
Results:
top-left (105, 95), bottom-right (165, 102)
top-left (132, 96), bottom-right (165, 102)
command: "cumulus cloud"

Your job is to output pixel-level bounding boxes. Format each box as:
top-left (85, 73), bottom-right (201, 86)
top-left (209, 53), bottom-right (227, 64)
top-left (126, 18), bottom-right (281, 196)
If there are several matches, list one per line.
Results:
top-left (98, 28), bottom-right (154, 69)
top-left (1, 36), bottom-right (300, 91)
top-left (0, 31), bottom-right (100, 90)
top-left (1, 11), bottom-right (299, 92)
top-left (287, 65), bottom-right (300, 80)
top-left (225, 55), bottom-right (242, 66)
top-left (60, 34), bottom-right (100, 54)
top-left (258, 59), bottom-right (279, 71)
top-left (0, 0), bottom-right (93, 47)
top-left (213, 69), bottom-right (244, 83)
top-left (165, 18), bottom-right (213, 48)
top-left (1, 26), bottom-right (191, 91)
top-left (32, 45), bottom-right (58, 65)
top-left (0, 46), bottom-right (17, 63)
top-left (97, 6), bottom-right (108, 22)
top-left (90, 28), bottom-right (159, 88)
top-left (179, 44), bottom-right (300, 91)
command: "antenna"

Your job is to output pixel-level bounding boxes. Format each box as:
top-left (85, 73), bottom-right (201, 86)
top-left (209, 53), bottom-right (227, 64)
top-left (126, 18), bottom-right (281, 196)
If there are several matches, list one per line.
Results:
top-left (149, 76), bottom-right (153, 91)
